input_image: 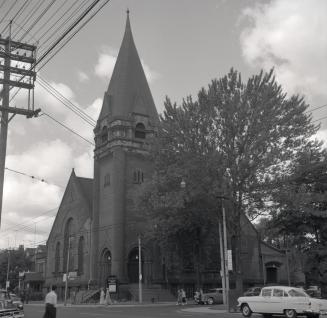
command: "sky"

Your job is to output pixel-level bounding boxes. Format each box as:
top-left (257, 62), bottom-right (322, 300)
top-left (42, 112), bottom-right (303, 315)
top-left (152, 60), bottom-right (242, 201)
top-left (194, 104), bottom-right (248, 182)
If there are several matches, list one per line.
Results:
top-left (0, 0), bottom-right (326, 249)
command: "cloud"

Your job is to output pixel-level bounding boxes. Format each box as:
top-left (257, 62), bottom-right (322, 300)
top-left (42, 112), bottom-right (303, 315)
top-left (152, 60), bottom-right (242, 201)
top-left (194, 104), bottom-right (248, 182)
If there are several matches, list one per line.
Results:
top-left (95, 53), bottom-right (117, 79)
top-left (77, 71), bottom-right (89, 83)
top-left (240, 0), bottom-right (327, 103)
top-left (94, 52), bottom-right (159, 84)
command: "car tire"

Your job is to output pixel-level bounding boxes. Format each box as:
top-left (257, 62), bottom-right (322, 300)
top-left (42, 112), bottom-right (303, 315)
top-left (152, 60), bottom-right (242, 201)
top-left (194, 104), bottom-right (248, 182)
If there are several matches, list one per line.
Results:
top-left (207, 297), bottom-right (214, 305)
top-left (285, 309), bottom-right (297, 318)
top-left (241, 304), bottom-right (252, 317)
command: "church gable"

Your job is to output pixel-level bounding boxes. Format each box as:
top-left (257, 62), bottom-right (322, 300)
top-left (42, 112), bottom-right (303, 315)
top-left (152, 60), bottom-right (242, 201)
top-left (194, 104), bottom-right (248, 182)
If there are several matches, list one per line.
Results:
top-left (47, 171), bottom-right (92, 243)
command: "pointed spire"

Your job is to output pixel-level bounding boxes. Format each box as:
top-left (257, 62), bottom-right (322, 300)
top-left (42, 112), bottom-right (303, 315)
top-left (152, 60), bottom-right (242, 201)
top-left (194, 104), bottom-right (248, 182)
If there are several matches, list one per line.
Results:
top-left (97, 12), bottom-right (158, 123)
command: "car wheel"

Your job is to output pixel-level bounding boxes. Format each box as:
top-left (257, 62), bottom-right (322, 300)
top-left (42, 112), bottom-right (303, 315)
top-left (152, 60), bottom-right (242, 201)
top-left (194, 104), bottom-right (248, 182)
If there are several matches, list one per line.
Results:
top-left (241, 304), bottom-right (252, 317)
top-left (207, 297), bottom-right (214, 305)
top-left (285, 309), bottom-right (297, 318)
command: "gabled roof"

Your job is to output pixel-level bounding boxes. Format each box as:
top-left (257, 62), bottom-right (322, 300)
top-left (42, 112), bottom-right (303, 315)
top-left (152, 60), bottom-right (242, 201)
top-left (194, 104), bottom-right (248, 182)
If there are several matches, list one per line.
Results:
top-left (98, 12), bottom-right (158, 123)
top-left (76, 176), bottom-right (93, 208)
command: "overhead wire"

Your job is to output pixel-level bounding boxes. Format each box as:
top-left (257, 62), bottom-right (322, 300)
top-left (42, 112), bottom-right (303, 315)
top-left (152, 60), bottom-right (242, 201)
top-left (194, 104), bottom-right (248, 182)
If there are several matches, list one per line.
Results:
top-left (0, 0), bottom-right (19, 26)
top-left (37, 0), bottom-right (89, 50)
top-left (32, 0), bottom-right (81, 41)
top-left (18, 0), bottom-right (57, 42)
top-left (38, 76), bottom-right (96, 126)
top-left (5, 167), bottom-right (65, 188)
top-left (11, 0), bottom-right (44, 39)
top-left (0, 0), bottom-right (29, 35)
top-left (40, 112), bottom-right (95, 145)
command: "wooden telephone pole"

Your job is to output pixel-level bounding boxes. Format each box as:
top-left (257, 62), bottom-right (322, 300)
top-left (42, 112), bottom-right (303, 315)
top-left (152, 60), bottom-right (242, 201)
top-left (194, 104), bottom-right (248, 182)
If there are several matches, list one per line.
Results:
top-left (0, 21), bottom-right (40, 227)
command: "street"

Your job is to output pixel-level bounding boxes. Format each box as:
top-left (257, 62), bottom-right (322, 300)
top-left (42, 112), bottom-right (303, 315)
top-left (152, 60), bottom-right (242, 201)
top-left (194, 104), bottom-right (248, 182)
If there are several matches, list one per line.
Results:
top-left (24, 304), bottom-right (244, 318)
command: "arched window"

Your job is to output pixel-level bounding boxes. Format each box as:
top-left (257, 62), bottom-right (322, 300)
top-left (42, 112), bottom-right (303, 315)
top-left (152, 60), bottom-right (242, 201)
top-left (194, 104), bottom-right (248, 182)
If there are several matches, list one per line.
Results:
top-left (63, 218), bottom-right (74, 273)
top-left (78, 236), bottom-right (84, 275)
top-left (135, 123), bottom-right (146, 139)
top-left (101, 126), bottom-right (108, 143)
top-left (55, 242), bottom-right (60, 274)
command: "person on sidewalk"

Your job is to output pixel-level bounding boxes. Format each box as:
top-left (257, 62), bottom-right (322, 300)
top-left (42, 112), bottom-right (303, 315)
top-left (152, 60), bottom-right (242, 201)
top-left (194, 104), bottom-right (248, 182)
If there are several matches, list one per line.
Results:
top-left (181, 288), bottom-right (187, 305)
top-left (176, 289), bottom-right (182, 305)
top-left (105, 287), bottom-right (112, 305)
top-left (99, 288), bottom-right (105, 305)
top-left (43, 285), bottom-right (57, 318)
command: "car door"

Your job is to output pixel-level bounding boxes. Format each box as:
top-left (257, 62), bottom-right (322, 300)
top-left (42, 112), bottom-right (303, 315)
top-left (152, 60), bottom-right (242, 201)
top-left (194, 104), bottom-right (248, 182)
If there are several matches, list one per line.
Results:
top-left (270, 288), bottom-right (284, 313)
top-left (286, 289), bottom-right (311, 313)
top-left (255, 288), bottom-right (273, 313)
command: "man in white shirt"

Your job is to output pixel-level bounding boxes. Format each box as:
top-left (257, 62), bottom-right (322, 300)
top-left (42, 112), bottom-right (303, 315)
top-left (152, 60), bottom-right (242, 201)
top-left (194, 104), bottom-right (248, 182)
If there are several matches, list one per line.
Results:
top-left (44, 285), bottom-right (57, 318)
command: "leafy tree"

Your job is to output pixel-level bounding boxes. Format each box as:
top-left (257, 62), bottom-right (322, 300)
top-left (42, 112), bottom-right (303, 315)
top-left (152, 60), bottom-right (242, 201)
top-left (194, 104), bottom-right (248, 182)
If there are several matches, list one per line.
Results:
top-left (0, 247), bottom-right (32, 290)
top-left (138, 68), bottom-right (318, 290)
top-left (267, 147), bottom-right (327, 287)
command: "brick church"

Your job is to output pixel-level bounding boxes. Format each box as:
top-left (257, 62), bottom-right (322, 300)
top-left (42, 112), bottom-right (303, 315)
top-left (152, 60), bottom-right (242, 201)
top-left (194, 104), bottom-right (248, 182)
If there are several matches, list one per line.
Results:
top-left (44, 13), bottom-right (305, 301)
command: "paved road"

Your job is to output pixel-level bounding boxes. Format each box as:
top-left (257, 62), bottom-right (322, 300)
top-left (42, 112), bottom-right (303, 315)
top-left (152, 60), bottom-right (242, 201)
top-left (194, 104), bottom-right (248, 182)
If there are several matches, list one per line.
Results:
top-left (24, 303), bottom-right (244, 318)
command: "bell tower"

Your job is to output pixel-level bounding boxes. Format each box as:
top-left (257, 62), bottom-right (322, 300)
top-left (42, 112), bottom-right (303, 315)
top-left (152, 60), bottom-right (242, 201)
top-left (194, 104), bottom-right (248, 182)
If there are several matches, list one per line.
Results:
top-left (91, 11), bottom-right (158, 285)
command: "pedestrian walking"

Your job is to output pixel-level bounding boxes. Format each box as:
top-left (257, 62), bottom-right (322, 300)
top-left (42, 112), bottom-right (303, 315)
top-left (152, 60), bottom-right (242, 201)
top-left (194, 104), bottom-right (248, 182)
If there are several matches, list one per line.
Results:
top-left (181, 288), bottom-right (187, 305)
top-left (105, 287), bottom-right (112, 305)
top-left (176, 288), bottom-right (182, 305)
top-left (99, 288), bottom-right (105, 305)
top-left (43, 285), bottom-right (57, 318)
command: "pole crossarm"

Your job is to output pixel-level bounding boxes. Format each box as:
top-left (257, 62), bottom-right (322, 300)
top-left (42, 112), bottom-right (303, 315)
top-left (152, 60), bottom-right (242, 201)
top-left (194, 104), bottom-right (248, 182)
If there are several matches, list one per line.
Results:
top-left (0, 105), bottom-right (40, 117)
top-left (0, 79), bottom-right (34, 90)
top-left (0, 38), bottom-right (36, 51)
top-left (0, 51), bottom-right (35, 64)
top-left (0, 65), bottom-right (36, 78)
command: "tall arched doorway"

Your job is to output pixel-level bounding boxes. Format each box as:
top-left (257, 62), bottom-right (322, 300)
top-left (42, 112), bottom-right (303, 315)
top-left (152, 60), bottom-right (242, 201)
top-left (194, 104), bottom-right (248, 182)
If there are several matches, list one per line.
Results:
top-left (127, 247), bottom-right (144, 283)
top-left (265, 261), bottom-right (281, 284)
top-left (99, 249), bottom-right (112, 287)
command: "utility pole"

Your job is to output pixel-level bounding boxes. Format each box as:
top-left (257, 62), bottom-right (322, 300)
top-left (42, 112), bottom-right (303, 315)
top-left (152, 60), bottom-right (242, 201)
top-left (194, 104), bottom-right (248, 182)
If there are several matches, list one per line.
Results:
top-left (138, 235), bottom-right (142, 303)
top-left (0, 21), bottom-right (40, 227)
top-left (222, 202), bottom-right (230, 311)
top-left (218, 220), bottom-right (226, 304)
top-left (6, 249), bottom-right (10, 291)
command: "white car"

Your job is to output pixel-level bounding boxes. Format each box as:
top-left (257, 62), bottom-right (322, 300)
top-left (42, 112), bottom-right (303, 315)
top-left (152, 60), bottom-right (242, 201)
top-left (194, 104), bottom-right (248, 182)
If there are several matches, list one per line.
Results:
top-left (237, 286), bottom-right (327, 318)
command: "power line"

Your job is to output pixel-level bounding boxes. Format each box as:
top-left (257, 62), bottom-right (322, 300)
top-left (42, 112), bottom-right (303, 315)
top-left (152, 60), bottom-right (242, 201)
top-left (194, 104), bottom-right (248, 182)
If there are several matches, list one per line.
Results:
top-left (0, 0), bottom-right (18, 26)
top-left (40, 112), bottom-right (95, 145)
top-left (5, 167), bottom-right (64, 188)
top-left (38, 76), bottom-right (96, 126)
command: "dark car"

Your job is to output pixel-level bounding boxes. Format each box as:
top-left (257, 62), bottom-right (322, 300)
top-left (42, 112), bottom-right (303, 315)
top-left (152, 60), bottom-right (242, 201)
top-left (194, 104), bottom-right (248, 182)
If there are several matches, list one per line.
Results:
top-left (202, 288), bottom-right (224, 305)
top-left (243, 286), bottom-right (262, 296)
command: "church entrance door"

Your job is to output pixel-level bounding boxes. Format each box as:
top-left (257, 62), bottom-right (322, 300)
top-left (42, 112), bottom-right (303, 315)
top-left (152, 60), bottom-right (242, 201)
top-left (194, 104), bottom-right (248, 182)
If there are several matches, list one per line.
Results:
top-left (127, 248), bottom-right (143, 283)
top-left (99, 249), bottom-right (112, 287)
top-left (266, 267), bottom-right (277, 284)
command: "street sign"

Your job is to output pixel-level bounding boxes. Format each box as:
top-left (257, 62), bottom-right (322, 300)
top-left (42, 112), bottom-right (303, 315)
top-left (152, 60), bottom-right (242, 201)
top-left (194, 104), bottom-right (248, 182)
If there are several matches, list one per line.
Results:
top-left (227, 249), bottom-right (233, 271)
top-left (63, 274), bottom-right (67, 282)
top-left (6, 280), bottom-right (9, 288)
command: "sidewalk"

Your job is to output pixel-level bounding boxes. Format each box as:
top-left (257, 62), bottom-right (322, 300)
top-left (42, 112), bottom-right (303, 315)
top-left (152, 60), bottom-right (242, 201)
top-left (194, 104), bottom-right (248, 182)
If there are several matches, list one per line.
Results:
top-left (25, 300), bottom-right (178, 308)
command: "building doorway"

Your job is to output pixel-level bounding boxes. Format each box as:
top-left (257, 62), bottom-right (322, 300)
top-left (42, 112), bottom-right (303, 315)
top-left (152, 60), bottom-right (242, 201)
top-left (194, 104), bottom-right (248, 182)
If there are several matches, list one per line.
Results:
top-left (99, 249), bottom-right (112, 287)
top-left (127, 248), bottom-right (144, 283)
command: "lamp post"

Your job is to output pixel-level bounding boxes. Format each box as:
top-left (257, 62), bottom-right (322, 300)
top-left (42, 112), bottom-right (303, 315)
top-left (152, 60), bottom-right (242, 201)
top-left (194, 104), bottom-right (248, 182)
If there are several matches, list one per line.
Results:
top-left (64, 236), bottom-right (72, 306)
top-left (138, 235), bottom-right (142, 303)
top-left (6, 249), bottom-right (10, 291)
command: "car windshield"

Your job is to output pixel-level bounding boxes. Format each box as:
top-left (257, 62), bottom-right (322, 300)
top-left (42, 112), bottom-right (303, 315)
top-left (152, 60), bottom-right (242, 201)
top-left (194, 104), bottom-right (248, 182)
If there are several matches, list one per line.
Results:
top-left (288, 289), bottom-right (308, 297)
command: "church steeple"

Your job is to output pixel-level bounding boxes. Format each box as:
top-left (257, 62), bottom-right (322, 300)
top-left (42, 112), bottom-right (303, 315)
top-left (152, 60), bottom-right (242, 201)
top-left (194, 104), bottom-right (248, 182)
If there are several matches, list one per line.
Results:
top-left (97, 11), bottom-right (158, 123)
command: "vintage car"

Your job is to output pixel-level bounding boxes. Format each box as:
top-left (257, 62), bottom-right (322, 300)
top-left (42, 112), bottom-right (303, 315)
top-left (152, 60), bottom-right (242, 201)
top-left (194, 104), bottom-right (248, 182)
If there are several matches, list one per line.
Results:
top-left (0, 299), bottom-right (24, 317)
top-left (237, 286), bottom-right (327, 318)
top-left (0, 290), bottom-right (23, 310)
top-left (244, 287), bottom-right (262, 296)
top-left (202, 288), bottom-right (224, 305)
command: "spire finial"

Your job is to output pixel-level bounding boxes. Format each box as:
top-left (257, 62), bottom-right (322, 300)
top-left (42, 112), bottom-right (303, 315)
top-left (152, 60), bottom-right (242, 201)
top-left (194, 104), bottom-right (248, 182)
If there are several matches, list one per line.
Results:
top-left (126, 8), bottom-right (130, 15)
